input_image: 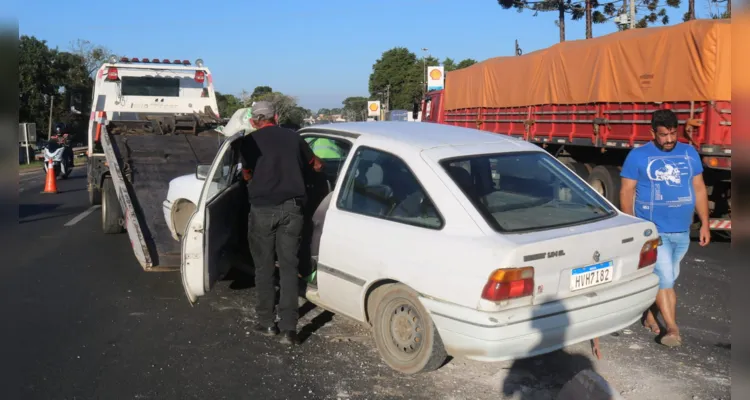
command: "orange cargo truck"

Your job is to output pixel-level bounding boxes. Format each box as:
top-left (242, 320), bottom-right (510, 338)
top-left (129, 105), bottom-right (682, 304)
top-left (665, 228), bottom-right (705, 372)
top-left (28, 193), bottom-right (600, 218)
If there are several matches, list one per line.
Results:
top-left (420, 19), bottom-right (731, 238)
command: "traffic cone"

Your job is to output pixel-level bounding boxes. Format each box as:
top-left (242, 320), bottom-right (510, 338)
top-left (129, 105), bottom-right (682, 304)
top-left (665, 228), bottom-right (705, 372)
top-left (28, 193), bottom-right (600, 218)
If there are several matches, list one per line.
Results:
top-left (42, 159), bottom-right (58, 194)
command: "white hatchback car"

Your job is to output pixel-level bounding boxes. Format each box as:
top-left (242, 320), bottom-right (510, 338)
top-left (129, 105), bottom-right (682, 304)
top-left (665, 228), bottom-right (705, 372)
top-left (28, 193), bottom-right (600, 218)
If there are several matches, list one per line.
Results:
top-left (179, 122), bottom-right (660, 375)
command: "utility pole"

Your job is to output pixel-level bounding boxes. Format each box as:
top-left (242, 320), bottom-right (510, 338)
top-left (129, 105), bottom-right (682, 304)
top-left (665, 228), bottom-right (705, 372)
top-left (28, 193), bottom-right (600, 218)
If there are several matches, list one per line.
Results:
top-left (385, 84), bottom-right (391, 115)
top-left (421, 48), bottom-right (429, 98)
top-left (47, 95), bottom-right (54, 140)
top-left (629, 0), bottom-right (636, 29)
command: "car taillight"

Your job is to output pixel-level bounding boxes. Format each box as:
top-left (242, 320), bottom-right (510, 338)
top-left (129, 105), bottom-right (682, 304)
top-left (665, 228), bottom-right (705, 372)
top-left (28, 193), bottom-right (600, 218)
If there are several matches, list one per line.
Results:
top-left (194, 70), bottom-right (205, 83)
top-left (481, 267), bottom-right (534, 302)
top-left (638, 238), bottom-right (659, 269)
top-left (106, 67), bottom-right (119, 81)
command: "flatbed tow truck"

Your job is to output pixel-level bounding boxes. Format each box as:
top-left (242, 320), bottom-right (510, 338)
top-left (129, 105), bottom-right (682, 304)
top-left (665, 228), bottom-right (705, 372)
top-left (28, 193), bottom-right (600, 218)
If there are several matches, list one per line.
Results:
top-left (87, 56), bottom-right (226, 270)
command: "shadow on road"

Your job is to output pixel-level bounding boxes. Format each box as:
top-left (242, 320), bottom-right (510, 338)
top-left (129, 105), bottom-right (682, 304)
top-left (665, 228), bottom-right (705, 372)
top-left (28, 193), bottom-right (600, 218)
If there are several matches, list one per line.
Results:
top-left (502, 303), bottom-right (595, 399)
top-left (18, 203), bottom-right (62, 219)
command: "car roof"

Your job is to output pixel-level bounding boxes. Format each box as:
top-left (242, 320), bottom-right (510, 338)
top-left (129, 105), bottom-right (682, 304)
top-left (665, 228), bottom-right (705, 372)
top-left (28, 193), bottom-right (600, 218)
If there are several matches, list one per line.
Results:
top-left (297, 121), bottom-right (540, 153)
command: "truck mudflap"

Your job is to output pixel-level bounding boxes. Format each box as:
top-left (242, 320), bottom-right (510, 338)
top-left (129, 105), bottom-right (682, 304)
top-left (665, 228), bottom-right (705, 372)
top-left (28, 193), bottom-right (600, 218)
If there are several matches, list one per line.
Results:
top-left (100, 126), bottom-right (223, 270)
top-left (708, 218), bottom-right (731, 231)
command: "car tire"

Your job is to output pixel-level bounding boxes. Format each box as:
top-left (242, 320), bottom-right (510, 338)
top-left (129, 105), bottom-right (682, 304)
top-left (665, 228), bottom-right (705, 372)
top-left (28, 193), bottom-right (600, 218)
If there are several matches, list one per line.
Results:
top-left (587, 165), bottom-right (622, 209)
top-left (370, 283), bottom-right (447, 375)
top-left (102, 178), bottom-right (125, 234)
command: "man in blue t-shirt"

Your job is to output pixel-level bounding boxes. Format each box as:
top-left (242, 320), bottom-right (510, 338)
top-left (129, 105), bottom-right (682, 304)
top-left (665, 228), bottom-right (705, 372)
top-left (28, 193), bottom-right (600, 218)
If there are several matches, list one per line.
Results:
top-left (620, 109), bottom-right (711, 348)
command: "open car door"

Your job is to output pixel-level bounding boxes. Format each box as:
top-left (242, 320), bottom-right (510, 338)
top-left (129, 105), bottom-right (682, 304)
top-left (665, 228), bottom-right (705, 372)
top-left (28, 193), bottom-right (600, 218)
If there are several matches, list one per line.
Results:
top-left (181, 132), bottom-right (245, 304)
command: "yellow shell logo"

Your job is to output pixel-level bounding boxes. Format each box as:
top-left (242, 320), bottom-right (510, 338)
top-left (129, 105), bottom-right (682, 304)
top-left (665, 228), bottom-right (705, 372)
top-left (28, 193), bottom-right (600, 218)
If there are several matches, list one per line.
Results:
top-left (429, 68), bottom-right (442, 80)
top-left (369, 103), bottom-right (379, 111)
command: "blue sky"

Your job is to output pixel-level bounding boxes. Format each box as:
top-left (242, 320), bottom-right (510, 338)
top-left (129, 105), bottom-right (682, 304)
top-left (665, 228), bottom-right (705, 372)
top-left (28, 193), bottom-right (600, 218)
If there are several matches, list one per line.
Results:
top-left (9, 0), bottom-right (694, 112)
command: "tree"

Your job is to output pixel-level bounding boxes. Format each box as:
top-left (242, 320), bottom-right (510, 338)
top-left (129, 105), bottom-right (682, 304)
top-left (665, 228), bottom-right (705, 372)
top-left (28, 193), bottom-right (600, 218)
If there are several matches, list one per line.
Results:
top-left (342, 96), bottom-right (369, 121)
top-left (19, 36), bottom-right (59, 136)
top-left (215, 92), bottom-right (242, 119)
top-left (369, 47), bottom-right (424, 111)
top-left (256, 91), bottom-right (298, 124)
top-left (497, 0), bottom-right (614, 41)
top-left (443, 57), bottom-right (457, 72)
top-left (70, 39), bottom-right (111, 76)
top-left (251, 86), bottom-right (273, 102)
top-left (317, 108), bottom-right (331, 116)
top-left (456, 59), bottom-right (478, 69)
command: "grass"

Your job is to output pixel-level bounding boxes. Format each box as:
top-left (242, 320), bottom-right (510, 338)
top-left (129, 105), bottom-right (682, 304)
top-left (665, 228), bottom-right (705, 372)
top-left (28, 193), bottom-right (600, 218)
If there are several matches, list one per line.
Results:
top-left (19, 160), bottom-right (43, 171)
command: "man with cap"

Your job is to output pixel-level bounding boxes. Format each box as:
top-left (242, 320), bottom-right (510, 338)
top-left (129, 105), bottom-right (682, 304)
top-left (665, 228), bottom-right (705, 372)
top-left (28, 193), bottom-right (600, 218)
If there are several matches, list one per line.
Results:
top-left (240, 100), bottom-right (322, 345)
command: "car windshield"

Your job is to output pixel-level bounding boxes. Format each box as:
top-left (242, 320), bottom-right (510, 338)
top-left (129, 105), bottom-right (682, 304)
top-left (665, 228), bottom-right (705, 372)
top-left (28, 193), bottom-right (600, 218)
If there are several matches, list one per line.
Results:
top-left (440, 151), bottom-right (616, 233)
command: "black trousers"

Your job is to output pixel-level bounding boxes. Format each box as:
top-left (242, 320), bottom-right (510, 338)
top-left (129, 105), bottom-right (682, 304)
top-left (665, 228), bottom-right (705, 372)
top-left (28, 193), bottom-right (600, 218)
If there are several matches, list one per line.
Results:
top-left (248, 198), bottom-right (304, 332)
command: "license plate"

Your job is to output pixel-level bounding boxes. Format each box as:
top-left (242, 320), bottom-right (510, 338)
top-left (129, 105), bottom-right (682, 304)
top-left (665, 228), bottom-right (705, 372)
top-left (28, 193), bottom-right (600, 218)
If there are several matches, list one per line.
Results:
top-left (570, 260), bottom-right (614, 291)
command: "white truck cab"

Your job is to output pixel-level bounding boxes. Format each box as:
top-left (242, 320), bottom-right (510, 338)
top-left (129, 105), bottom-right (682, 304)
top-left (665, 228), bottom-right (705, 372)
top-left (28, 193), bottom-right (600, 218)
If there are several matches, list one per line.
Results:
top-left (87, 56), bottom-right (229, 270)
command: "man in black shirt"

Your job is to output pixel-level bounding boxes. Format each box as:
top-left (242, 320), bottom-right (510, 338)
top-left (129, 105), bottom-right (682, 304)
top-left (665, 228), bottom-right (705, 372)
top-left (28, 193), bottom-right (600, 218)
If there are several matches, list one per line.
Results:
top-left (240, 101), bottom-right (322, 345)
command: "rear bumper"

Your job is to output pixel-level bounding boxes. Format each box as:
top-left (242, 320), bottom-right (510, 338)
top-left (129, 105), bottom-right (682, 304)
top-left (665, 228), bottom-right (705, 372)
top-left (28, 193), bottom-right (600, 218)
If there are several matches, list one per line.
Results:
top-left (419, 273), bottom-right (659, 362)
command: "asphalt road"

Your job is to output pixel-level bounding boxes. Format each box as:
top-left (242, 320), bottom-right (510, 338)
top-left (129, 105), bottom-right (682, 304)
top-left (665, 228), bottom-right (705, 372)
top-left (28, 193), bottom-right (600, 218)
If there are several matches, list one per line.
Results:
top-left (4, 168), bottom-right (731, 400)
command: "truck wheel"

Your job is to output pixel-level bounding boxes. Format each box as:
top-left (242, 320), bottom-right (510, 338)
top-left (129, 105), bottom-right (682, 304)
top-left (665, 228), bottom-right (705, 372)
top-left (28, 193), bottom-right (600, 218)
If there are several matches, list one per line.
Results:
top-left (89, 186), bottom-right (102, 206)
top-left (102, 178), bottom-right (124, 234)
top-left (559, 158), bottom-right (590, 181)
top-left (587, 165), bottom-right (621, 209)
top-left (370, 283), bottom-right (447, 375)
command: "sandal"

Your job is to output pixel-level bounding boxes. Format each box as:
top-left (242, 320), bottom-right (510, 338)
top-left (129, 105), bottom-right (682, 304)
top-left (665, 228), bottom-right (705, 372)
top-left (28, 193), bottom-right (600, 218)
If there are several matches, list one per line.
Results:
top-left (660, 332), bottom-right (682, 347)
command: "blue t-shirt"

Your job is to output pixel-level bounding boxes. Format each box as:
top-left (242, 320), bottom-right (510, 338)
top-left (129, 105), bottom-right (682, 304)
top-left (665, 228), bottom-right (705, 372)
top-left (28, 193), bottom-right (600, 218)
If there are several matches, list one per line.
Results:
top-left (620, 141), bottom-right (703, 233)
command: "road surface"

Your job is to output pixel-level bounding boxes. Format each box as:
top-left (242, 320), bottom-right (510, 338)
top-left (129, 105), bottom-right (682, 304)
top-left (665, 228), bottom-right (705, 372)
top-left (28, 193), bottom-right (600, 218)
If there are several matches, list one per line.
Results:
top-left (4, 168), bottom-right (731, 400)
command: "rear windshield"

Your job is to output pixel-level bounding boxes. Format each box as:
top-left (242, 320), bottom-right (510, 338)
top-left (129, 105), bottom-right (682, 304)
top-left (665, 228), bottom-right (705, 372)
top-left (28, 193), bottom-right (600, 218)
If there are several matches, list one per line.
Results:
top-left (441, 152), bottom-right (616, 233)
top-left (121, 76), bottom-right (180, 97)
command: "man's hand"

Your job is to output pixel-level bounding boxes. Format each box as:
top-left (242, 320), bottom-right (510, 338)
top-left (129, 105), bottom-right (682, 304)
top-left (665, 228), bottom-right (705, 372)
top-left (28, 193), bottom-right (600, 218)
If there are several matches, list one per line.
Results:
top-left (619, 177), bottom-right (637, 215)
top-left (699, 224), bottom-right (711, 246)
top-left (312, 156), bottom-right (324, 172)
top-left (693, 174), bottom-right (710, 246)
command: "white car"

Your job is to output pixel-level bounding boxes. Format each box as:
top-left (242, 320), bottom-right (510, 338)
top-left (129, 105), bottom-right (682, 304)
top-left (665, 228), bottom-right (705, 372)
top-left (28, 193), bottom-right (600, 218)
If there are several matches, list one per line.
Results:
top-left (178, 121), bottom-right (660, 375)
top-left (163, 107), bottom-right (255, 241)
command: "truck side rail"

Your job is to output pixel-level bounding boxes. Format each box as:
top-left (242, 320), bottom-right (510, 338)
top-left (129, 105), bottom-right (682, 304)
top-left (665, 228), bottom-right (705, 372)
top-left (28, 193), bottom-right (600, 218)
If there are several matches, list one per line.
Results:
top-left (100, 123), bottom-right (154, 270)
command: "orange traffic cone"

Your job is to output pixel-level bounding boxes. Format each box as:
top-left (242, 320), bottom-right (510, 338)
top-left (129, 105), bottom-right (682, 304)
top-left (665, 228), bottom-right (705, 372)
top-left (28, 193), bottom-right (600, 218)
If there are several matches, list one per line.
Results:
top-left (42, 159), bottom-right (58, 194)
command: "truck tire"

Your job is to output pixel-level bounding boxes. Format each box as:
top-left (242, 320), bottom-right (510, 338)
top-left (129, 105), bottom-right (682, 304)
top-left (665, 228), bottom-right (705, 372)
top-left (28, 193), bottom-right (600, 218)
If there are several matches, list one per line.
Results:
top-left (587, 165), bottom-right (622, 209)
top-left (89, 186), bottom-right (102, 206)
top-left (102, 178), bottom-right (124, 234)
top-left (559, 158), bottom-right (590, 181)
top-left (369, 283), bottom-right (448, 375)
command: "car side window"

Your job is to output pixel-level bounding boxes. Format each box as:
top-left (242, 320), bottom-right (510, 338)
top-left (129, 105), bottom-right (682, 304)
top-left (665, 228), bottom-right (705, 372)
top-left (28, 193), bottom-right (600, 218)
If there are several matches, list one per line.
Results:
top-left (303, 135), bottom-right (352, 189)
top-left (205, 143), bottom-right (239, 202)
top-left (336, 146), bottom-right (443, 229)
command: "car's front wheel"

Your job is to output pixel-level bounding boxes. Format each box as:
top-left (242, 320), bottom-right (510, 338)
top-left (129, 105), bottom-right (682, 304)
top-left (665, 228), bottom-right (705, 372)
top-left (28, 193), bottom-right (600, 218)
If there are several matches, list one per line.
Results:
top-left (370, 283), bottom-right (448, 375)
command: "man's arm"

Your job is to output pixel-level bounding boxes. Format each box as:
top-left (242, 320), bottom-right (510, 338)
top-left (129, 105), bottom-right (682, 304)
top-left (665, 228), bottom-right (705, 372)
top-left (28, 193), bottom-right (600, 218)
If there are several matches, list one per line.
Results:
top-left (620, 178), bottom-right (637, 216)
top-left (299, 136), bottom-right (323, 172)
top-left (693, 173), bottom-right (710, 226)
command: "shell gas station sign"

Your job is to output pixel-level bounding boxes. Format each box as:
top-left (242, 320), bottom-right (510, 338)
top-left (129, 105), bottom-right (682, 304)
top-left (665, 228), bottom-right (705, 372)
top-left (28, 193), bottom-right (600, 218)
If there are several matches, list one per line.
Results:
top-left (427, 66), bottom-right (445, 91)
top-left (367, 101), bottom-right (381, 117)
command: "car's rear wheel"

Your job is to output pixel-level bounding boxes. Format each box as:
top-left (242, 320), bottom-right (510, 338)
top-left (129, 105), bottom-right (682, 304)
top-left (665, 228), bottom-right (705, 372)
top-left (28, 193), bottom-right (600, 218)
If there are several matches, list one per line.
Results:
top-left (370, 283), bottom-right (447, 375)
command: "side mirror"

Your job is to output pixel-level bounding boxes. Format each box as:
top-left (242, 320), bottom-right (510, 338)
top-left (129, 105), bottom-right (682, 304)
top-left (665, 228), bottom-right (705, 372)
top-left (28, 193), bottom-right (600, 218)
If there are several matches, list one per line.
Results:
top-left (412, 102), bottom-right (420, 120)
top-left (196, 164), bottom-right (211, 180)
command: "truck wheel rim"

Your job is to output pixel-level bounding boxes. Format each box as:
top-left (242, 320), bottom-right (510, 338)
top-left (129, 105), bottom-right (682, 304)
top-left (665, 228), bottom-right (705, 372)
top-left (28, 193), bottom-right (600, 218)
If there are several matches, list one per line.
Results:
top-left (387, 300), bottom-right (423, 357)
top-left (591, 179), bottom-right (605, 196)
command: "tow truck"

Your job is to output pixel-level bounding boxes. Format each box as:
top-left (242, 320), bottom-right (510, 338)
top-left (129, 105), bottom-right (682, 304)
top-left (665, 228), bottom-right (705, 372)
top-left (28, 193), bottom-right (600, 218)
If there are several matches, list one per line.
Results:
top-left (86, 56), bottom-right (227, 270)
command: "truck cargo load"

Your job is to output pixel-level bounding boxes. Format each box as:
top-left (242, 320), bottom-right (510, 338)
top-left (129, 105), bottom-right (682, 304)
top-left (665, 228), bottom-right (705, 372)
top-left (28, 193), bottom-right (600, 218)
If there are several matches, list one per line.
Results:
top-left (443, 19), bottom-right (730, 110)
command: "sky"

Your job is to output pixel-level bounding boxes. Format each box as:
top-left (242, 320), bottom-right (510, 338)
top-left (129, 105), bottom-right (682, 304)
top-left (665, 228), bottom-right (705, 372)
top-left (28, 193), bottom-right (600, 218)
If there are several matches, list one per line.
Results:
top-left (7, 0), bottom-right (696, 112)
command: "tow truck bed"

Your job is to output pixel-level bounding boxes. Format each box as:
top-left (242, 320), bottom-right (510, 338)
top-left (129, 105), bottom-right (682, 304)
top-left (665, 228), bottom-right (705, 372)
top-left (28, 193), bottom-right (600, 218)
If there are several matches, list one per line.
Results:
top-left (101, 122), bottom-right (223, 270)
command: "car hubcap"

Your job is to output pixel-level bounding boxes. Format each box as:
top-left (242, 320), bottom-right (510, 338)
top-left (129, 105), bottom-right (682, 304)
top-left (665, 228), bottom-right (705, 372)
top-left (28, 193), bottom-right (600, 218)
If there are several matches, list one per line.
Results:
top-left (389, 303), bottom-right (423, 355)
